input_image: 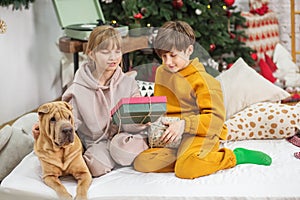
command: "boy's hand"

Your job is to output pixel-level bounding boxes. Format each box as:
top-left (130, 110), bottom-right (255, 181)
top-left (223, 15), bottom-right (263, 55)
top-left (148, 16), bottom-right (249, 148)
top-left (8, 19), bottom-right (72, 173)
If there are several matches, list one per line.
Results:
top-left (32, 122), bottom-right (40, 140)
top-left (160, 120), bottom-right (185, 144)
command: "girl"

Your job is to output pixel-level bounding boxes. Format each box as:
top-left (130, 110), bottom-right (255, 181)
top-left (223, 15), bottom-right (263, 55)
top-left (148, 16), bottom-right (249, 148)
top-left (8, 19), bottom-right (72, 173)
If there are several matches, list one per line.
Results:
top-left (34, 25), bottom-right (149, 177)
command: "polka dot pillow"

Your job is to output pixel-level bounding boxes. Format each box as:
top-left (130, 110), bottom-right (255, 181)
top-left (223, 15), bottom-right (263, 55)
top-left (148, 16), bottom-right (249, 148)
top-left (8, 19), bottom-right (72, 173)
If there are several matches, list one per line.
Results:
top-left (224, 102), bottom-right (300, 141)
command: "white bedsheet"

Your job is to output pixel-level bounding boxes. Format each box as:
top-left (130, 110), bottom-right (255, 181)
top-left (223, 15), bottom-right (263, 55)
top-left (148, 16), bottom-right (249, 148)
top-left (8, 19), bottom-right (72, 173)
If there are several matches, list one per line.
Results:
top-left (1, 139), bottom-right (300, 200)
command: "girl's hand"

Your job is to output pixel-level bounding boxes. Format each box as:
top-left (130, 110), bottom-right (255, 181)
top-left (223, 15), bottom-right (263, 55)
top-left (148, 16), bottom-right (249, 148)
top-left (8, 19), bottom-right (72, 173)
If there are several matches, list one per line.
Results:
top-left (160, 120), bottom-right (185, 144)
top-left (32, 122), bottom-right (40, 140)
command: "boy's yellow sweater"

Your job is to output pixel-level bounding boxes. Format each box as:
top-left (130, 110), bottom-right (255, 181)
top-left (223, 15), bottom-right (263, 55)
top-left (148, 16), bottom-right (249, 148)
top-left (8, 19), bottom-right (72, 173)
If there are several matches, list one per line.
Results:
top-left (154, 58), bottom-right (228, 140)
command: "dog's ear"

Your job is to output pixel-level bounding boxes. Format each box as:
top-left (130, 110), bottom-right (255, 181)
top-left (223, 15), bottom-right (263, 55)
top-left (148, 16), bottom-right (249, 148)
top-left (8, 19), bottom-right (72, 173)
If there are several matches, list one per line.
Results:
top-left (63, 101), bottom-right (73, 111)
top-left (38, 104), bottom-right (50, 115)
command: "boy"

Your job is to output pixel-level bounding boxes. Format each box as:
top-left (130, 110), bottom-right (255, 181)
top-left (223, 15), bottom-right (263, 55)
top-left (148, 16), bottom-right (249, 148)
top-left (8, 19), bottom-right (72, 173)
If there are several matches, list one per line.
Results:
top-left (133, 21), bottom-right (271, 179)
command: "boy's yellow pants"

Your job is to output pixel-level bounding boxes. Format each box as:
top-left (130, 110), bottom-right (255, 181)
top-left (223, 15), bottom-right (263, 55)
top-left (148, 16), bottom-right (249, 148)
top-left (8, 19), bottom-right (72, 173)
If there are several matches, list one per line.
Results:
top-left (134, 134), bottom-right (236, 179)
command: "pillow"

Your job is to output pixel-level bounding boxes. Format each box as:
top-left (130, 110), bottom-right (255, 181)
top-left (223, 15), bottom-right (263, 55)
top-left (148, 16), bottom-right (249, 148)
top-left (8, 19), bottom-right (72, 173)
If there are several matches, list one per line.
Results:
top-left (12, 112), bottom-right (38, 134)
top-left (136, 80), bottom-right (155, 97)
top-left (0, 125), bottom-right (34, 181)
top-left (216, 58), bottom-right (290, 119)
top-left (272, 43), bottom-right (300, 87)
top-left (273, 43), bottom-right (293, 64)
top-left (224, 102), bottom-right (300, 141)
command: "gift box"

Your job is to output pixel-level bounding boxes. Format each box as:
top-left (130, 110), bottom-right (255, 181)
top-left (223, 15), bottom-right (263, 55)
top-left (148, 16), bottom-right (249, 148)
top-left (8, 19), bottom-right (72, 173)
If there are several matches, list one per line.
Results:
top-left (148, 116), bottom-right (181, 148)
top-left (111, 96), bottom-right (167, 125)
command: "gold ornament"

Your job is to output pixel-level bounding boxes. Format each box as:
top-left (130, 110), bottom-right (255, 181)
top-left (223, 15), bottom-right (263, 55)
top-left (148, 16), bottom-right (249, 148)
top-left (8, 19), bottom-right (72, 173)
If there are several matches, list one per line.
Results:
top-left (0, 19), bottom-right (7, 34)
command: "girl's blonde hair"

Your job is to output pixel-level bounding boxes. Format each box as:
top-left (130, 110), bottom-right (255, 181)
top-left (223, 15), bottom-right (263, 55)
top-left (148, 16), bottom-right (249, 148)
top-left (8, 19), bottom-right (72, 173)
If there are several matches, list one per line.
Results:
top-left (85, 25), bottom-right (122, 55)
top-left (154, 21), bottom-right (195, 57)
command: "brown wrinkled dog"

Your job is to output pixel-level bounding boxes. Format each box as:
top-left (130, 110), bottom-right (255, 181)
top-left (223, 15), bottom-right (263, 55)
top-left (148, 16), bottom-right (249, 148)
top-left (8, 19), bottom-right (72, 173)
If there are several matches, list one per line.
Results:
top-left (34, 101), bottom-right (92, 200)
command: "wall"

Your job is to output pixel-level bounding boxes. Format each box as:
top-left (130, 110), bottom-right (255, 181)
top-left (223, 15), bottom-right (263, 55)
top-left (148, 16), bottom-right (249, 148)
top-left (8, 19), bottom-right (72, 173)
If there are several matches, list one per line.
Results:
top-left (0, 0), bottom-right (63, 125)
top-left (270, 0), bottom-right (300, 65)
top-left (0, 0), bottom-right (299, 125)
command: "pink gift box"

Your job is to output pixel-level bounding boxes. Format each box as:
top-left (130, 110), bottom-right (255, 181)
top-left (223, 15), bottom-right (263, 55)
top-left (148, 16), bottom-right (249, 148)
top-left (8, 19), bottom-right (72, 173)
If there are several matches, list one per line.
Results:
top-left (111, 96), bottom-right (167, 125)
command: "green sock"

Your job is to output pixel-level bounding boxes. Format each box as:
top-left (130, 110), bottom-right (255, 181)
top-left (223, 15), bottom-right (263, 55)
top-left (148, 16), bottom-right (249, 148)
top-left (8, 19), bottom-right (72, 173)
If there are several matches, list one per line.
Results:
top-left (233, 148), bottom-right (272, 166)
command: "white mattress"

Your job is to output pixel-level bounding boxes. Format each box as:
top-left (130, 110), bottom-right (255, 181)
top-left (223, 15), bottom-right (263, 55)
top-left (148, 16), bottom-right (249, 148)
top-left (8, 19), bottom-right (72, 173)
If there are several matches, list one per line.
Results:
top-left (1, 139), bottom-right (300, 200)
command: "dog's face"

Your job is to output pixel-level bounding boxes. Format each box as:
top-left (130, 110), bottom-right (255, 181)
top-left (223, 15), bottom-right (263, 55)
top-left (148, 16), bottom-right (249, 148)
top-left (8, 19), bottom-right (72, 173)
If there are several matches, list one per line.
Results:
top-left (38, 101), bottom-right (75, 148)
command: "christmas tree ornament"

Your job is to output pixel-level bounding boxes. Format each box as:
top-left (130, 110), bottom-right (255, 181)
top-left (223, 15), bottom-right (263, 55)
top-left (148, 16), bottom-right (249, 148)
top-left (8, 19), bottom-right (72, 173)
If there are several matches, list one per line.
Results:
top-left (227, 63), bottom-right (233, 69)
top-left (251, 52), bottom-right (258, 61)
top-left (210, 44), bottom-right (216, 51)
top-left (226, 10), bottom-right (232, 17)
top-left (224, 0), bottom-right (235, 7)
top-left (0, 19), bottom-right (7, 34)
top-left (110, 20), bottom-right (119, 27)
top-left (221, 61), bottom-right (228, 71)
top-left (195, 9), bottom-right (202, 15)
top-left (172, 0), bottom-right (184, 9)
top-left (230, 32), bottom-right (236, 39)
top-left (140, 7), bottom-right (147, 15)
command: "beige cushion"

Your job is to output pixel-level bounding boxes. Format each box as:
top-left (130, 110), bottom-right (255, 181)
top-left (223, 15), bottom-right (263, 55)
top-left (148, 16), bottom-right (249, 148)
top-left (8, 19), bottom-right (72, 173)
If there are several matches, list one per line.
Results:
top-left (0, 112), bottom-right (37, 180)
top-left (0, 125), bottom-right (34, 181)
top-left (216, 58), bottom-right (290, 120)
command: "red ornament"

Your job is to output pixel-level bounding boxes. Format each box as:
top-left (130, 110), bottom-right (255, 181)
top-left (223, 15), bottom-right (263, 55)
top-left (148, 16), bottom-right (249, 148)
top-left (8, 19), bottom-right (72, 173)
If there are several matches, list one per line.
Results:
top-left (224, 0), bottom-right (235, 7)
top-left (226, 10), bottom-right (232, 18)
top-left (230, 32), bottom-right (236, 39)
top-left (251, 53), bottom-right (258, 61)
top-left (172, 0), bottom-right (184, 9)
top-left (227, 63), bottom-right (233, 69)
top-left (210, 44), bottom-right (216, 51)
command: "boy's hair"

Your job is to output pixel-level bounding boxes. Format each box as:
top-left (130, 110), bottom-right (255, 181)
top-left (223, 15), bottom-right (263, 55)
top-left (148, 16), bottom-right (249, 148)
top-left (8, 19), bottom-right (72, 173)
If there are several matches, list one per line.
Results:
top-left (154, 21), bottom-right (195, 57)
top-left (85, 25), bottom-right (122, 55)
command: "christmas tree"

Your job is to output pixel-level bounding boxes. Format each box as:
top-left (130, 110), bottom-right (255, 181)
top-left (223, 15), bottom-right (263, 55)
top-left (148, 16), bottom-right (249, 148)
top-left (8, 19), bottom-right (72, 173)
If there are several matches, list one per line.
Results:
top-left (102, 0), bottom-right (255, 70)
top-left (0, 0), bottom-right (34, 10)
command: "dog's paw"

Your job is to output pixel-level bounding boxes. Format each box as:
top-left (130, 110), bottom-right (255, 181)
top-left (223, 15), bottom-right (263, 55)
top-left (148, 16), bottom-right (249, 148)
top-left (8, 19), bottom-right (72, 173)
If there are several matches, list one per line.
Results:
top-left (59, 193), bottom-right (73, 200)
top-left (74, 195), bottom-right (88, 200)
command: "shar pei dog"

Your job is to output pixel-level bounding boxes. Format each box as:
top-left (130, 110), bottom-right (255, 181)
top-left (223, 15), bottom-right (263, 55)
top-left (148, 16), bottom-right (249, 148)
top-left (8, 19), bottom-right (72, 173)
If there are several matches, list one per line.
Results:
top-left (34, 101), bottom-right (92, 200)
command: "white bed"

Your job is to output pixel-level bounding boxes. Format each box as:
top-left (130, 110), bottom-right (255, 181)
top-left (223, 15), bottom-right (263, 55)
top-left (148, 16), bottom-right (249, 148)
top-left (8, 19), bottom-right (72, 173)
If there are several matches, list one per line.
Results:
top-left (1, 139), bottom-right (300, 200)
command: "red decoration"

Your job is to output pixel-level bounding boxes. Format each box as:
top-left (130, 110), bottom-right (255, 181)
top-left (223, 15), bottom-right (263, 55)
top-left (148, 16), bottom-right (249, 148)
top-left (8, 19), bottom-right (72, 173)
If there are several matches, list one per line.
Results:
top-left (251, 53), bottom-right (258, 61)
top-left (172, 0), bottom-right (184, 9)
top-left (264, 53), bottom-right (277, 72)
top-left (209, 44), bottom-right (216, 51)
top-left (227, 63), bottom-right (233, 69)
top-left (230, 32), bottom-right (236, 39)
top-left (224, 0), bottom-right (235, 7)
top-left (134, 13), bottom-right (143, 20)
top-left (250, 4), bottom-right (269, 15)
top-left (226, 10), bottom-right (232, 18)
top-left (258, 59), bottom-right (277, 83)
